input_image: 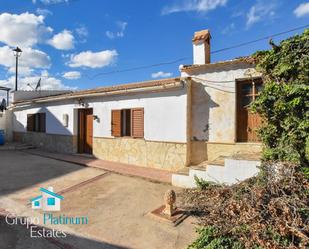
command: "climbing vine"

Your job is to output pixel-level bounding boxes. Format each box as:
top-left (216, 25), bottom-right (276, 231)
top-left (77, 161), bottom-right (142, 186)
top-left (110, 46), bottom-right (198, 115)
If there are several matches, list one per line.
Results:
top-left (182, 30), bottom-right (309, 249)
top-left (251, 29), bottom-right (309, 167)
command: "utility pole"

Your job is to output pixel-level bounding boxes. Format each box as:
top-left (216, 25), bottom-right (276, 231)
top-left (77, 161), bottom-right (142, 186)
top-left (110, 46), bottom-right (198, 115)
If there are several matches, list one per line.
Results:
top-left (13, 47), bottom-right (22, 91)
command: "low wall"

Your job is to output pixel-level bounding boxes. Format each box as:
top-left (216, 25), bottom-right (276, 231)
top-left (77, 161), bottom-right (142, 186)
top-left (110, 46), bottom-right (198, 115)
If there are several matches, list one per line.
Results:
top-left (13, 131), bottom-right (77, 154)
top-left (93, 137), bottom-right (187, 171)
top-left (207, 142), bottom-right (262, 161)
top-left (189, 141), bottom-right (262, 165)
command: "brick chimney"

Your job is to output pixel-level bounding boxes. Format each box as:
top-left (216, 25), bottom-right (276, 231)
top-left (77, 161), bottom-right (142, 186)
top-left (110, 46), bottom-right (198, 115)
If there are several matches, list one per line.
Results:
top-left (192, 29), bottom-right (211, 64)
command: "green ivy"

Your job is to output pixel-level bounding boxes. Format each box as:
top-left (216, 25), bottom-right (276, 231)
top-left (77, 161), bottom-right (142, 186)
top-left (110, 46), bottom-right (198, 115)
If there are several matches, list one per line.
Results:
top-left (251, 29), bottom-right (309, 167)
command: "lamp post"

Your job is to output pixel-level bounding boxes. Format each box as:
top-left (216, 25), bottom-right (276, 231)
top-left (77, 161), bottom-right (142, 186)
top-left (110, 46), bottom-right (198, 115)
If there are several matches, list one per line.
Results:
top-left (13, 47), bottom-right (22, 91)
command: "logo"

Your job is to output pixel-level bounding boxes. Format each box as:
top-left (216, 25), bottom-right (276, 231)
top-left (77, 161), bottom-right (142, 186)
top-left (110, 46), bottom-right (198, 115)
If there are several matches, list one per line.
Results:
top-left (4, 186), bottom-right (88, 239)
top-left (30, 186), bottom-right (64, 212)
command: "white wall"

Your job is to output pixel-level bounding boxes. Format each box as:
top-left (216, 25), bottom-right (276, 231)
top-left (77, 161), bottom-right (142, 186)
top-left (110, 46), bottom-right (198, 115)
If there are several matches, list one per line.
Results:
top-left (12, 90), bottom-right (71, 102)
top-left (0, 112), bottom-right (5, 130)
top-left (13, 100), bottom-right (76, 136)
top-left (193, 41), bottom-right (206, 64)
top-left (13, 88), bottom-right (188, 143)
top-left (182, 63), bottom-right (256, 143)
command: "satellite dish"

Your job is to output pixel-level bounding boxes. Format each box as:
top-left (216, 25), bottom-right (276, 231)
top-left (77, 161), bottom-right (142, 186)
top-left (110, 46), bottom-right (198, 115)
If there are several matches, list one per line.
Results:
top-left (35, 78), bottom-right (41, 91)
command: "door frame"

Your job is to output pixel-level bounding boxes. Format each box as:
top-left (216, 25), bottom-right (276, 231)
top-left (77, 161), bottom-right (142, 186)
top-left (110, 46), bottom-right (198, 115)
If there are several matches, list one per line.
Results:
top-left (77, 108), bottom-right (93, 154)
top-left (235, 78), bottom-right (262, 142)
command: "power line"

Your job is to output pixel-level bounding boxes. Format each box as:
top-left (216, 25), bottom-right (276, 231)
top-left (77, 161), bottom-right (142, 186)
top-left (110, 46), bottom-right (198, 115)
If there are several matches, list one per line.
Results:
top-left (211, 24), bottom-right (309, 54)
top-left (84, 24), bottom-right (308, 80)
top-left (84, 57), bottom-right (188, 80)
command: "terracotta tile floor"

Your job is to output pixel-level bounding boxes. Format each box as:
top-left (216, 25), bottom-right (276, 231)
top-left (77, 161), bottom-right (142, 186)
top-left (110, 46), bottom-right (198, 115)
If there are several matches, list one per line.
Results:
top-left (25, 149), bottom-right (173, 184)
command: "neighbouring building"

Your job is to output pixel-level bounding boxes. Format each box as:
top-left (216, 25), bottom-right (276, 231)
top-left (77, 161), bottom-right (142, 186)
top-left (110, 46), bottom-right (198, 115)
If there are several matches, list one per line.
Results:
top-left (9, 29), bottom-right (263, 183)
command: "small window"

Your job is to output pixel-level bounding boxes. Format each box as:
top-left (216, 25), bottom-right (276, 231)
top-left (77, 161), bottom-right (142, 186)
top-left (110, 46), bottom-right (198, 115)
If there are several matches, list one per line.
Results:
top-left (111, 108), bottom-right (144, 138)
top-left (27, 113), bottom-right (46, 133)
top-left (121, 109), bottom-right (131, 136)
top-left (47, 197), bottom-right (55, 206)
top-left (34, 201), bottom-right (40, 206)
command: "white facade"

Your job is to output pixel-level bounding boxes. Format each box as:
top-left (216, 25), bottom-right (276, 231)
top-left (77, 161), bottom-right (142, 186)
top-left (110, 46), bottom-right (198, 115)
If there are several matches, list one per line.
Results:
top-left (12, 90), bottom-right (71, 103)
top-left (0, 112), bottom-right (5, 130)
top-left (182, 63), bottom-right (256, 142)
top-left (13, 88), bottom-right (188, 143)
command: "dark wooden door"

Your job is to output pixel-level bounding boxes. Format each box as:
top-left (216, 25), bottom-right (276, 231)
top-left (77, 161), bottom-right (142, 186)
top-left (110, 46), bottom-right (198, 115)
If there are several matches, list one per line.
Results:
top-left (78, 108), bottom-right (93, 154)
top-left (237, 80), bottom-right (262, 142)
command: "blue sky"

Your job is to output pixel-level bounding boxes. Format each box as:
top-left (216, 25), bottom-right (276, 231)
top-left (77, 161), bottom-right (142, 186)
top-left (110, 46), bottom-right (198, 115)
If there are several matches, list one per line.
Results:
top-left (0, 0), bottom-right (308, 94)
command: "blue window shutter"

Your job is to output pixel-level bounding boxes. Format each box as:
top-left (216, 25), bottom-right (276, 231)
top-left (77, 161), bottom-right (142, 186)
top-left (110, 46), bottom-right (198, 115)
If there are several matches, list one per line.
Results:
top-left (47, 197), bottom-right (55, 206)
top-left (35, 201), bottom-right (40, 206)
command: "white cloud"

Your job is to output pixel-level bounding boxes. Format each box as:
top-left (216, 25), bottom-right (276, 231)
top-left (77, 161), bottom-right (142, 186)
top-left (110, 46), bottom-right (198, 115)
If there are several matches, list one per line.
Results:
top-left (0, 46), bottom-right (51, 72)
top-left (161, 0), bottom-right (227, 15)
top-left (76, 25), bottom-right (88, 37)
top-left (8, 66), bottom-right (34, 77)
top-left (62, 71), bottom-right (81, 80)
top-left (36, 8), bottom-right (53, 16)
top-left (106, 21), bottom-right (128, 39)
top-left (294, 2), bottom-right (309, 17)
top-left (246, 0), bottom-right (277, 28)
top-left (221, 23), bottom-right (235, 34)
top-left (0, 74), bottom-right (76, 95)
top-left (68, 50), bottom-right (118, 68)
top-left (75, 25), bottom-right (88, 43)
top-left (34, 0), bottom-right (69, 5)
top-left (48, 29), bottom-right (74, 50)
top-left (151, 71), bottom-right (173, 78)
top-left (0, 12), bottom-right (52, 47)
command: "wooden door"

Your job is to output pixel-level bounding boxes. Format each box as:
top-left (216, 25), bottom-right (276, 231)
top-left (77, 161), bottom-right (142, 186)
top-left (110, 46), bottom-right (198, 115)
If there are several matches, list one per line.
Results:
top-left (237, 80), bottom-right (262, 142)
top-left (78, 108), bottom-right (93, 154)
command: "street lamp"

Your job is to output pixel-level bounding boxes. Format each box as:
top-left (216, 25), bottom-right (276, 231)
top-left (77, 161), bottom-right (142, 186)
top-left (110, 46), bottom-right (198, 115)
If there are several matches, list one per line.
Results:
top-left (13, 46), bottom-right (22, 91)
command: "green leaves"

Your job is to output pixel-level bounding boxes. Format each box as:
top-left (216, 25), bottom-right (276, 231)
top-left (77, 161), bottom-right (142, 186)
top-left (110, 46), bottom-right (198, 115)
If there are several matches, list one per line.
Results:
top-left (251, 29), bottom-right (309, 166)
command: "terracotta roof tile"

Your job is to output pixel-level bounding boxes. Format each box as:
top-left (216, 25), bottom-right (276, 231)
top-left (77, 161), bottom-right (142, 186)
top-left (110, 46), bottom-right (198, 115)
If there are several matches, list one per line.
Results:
top-left (192, 29), bottom-right (211, 43)
top-left (181, 57), bottom-right (255, 71)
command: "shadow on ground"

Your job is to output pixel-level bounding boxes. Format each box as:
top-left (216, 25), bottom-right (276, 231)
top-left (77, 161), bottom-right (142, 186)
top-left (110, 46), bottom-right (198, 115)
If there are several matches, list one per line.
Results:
top-left (0, 214), bottom-right (127, 249)
top-left (0, 150), bottom-right (85, 196)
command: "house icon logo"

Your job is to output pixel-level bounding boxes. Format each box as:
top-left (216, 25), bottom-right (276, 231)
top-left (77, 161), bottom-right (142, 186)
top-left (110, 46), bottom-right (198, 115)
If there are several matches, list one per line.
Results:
top-left (30, 187), bottom-right (64, 211)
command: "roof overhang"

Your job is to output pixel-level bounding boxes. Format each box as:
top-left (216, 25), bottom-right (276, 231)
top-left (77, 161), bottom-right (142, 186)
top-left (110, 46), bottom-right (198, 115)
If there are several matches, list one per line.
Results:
top-left (13, 77), bottom-right (186, 106)
top-left (181, 57), bottom-right (256, 72)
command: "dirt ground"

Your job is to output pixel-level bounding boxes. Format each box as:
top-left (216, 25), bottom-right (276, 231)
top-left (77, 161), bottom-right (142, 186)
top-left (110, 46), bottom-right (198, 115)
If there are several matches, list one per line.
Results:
top-left (0, 150), bottom-right (196, 249)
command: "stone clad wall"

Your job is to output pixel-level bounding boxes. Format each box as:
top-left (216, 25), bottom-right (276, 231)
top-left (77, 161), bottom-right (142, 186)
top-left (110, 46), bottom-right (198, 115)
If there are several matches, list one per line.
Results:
top-left (93, 137), bottom-right (187, 171)
top-left (13, 131), bottom-right (77, 154)
top-left (207, 142), bottom-right (262, 161)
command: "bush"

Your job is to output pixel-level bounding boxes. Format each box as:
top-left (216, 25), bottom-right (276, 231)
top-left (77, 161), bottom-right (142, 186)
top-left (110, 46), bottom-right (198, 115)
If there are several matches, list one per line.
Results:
top-left (181, 163), bottom-right (309, 249)
top-left (251, 29), bottom-right (309, 166)
top-left (188, 226), bottom-right (244, 249)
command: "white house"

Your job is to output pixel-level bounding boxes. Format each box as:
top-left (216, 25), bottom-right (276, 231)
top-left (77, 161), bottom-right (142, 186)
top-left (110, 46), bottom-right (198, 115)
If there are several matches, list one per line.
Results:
top-left (10, 29), bottom-right (263, 185)
top-left (30, 187), bottom-right (64, 211)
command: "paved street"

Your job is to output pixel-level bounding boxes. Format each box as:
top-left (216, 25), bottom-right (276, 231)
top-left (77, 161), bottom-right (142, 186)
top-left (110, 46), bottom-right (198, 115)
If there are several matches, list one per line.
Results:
top-left (0, 150), bottom-right (196, 249)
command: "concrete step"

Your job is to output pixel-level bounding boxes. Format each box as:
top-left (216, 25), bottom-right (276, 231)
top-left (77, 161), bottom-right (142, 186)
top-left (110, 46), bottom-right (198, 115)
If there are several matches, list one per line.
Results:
top-left (172, 158), bottom-right (261, 188)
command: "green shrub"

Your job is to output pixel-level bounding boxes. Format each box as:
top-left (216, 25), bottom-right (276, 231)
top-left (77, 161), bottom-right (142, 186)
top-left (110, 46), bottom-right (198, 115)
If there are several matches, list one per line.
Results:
top-left (194, 176), bottom-right (216, 190)
top-left (188, 226), bottom-right (243, 249)
top-left (251, 29), bottom-right (309, 167)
